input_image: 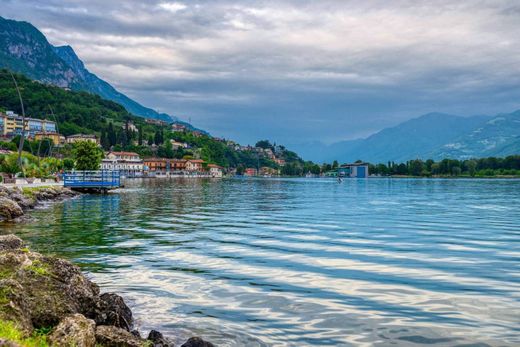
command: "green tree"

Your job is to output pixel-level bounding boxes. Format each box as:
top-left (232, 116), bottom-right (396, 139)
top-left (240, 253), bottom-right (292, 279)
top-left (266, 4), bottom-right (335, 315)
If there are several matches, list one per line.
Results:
top-left (107, 122), bottom-right (117, 146)
top-left (63, 158), bottom-right (75, 171)
top-left (466, 160), bottom-right (477, 177)
top-left (138, 125), bottom-right (143, 146)
top-left (100, 129), bottom-right (109, 150)
top-left (73, 141), bottom-right (103, 170)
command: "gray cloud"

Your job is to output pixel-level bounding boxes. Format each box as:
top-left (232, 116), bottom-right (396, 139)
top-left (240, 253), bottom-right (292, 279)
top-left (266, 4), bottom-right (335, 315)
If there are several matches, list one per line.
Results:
top-left (2, 0), bottom-right (520, 146)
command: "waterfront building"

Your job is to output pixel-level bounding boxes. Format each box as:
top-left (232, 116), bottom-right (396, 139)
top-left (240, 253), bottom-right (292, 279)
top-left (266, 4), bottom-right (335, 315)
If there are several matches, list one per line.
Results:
top-left (66, 134), bottom-right (99, 145)
top-left (338, 163), bottom-right (369, 178)
top-left (185, 159), bottom-right (204, 172)
top-left (259, 166), bottom-right (278, 177)
top-left (101, 151), bottom-right (144, 176)
top-left (244, 168), bottom-right (257, 176)
top-left (171, 159), bottom-right (187, 172)
top-left (208, 164), bottom-right (223, 178)
top-left (144, 158), bottom-right (169, 175)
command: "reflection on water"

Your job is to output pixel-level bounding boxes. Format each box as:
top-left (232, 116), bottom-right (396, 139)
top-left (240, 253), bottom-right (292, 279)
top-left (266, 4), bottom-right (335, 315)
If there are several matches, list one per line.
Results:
top-left (2, 178), bottom-right (520, 346)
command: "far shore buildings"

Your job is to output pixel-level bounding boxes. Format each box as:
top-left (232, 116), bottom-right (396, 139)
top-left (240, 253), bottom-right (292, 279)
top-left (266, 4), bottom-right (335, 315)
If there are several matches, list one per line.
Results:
top-left (143, 158), bottom-right (223, 177)
top-left (244, 168), bottom-right (258, 176)
top-left (338, 163), bottom-right (369, 178)
top-left (208, 164), bottom-right (223, 177)
top-left (101, 151), bottom-right (144, 177)
top-left (185, 159), bottom-right (204, 172)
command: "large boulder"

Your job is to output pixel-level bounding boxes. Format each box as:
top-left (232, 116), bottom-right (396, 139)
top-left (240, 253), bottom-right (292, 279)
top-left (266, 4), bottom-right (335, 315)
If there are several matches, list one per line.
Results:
top-left (0, 248), bottom-right (100, 329)
top-left (181, 337), bottom-right (215, 347)
top-left (0, 235), bottom-right (24, 251)
top-left (0, 197), bottom-right (23, 220)
top-left (95, 325), bottom-right (145, 347)
top-left (9, 192), bottom-right (36, 210)
top-left (147, 330), bottom-right (173, 347)
top-left (94, 293), bottom-right (133, 331)
top-left (49, 314), bottom-right (96, 347)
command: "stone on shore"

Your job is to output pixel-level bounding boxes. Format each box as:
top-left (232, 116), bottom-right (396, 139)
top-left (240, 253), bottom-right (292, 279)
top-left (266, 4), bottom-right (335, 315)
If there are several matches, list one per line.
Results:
top-left (95, 292), bottom-right (133, 331)
top-left (95, 325), bottom-right (146, 347)
top-left (0, 234), bottom-right (215, 347)
top-left (0, 236), bottom-right (100, 330)
top-left (0, 197), bottom-right (23, 220)
top-left (147, 329), bottom-right (173, 347)
top-left (49, 314), bottom-right (96, 347)
top-left (0, 235), bottom-right (24, 251)
top-left (181, 337), bottom-right (215, 347)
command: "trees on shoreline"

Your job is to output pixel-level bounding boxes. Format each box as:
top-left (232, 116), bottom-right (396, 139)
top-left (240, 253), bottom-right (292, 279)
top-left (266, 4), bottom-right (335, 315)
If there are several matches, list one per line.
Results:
top-left (366, 156), bottom-right (520, 177)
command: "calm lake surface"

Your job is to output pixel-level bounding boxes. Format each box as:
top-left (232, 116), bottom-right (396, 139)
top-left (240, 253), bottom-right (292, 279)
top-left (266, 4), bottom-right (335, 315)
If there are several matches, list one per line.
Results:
top-left (2, 178), bottom-right (520, 346)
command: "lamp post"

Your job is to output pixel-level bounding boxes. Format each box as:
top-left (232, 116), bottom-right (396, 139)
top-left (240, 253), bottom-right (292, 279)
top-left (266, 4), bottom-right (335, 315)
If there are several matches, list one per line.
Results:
top-left (10, 72), bottom-right (26, 175)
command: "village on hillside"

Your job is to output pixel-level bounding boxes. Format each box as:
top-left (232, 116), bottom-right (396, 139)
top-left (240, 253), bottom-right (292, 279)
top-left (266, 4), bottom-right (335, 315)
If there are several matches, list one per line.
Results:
top-left (0, 108), bottom-right (314, 181)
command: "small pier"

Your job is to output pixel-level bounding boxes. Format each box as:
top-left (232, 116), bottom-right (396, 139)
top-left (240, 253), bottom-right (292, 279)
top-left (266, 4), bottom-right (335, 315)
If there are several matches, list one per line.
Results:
top-left (63, 170), bottom-right (121, 192)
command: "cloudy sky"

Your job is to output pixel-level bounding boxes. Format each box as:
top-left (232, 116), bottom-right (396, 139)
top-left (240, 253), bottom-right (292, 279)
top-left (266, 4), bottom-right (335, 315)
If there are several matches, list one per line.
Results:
top-left (2, 0), bottom-right (520, 147)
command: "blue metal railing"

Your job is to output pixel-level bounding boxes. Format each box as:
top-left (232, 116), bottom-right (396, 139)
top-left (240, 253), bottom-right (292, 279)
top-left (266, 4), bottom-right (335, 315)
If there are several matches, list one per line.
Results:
top-left (63, 170), bottom-right (121, 189)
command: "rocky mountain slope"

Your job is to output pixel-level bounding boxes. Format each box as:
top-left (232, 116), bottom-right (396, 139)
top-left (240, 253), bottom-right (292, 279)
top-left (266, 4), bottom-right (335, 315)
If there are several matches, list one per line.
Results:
top-left (0, 16), bottom-right (173, 123)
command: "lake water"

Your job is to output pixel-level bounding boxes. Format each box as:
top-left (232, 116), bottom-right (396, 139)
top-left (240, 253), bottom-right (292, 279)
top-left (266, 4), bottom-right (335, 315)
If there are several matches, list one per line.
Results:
top-left (2, 178), bottom-right (520, 346)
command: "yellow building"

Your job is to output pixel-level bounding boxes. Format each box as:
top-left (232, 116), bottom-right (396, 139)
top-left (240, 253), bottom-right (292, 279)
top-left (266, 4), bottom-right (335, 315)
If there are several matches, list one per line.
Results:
top-left (34, 132), bottom-right (63, 145)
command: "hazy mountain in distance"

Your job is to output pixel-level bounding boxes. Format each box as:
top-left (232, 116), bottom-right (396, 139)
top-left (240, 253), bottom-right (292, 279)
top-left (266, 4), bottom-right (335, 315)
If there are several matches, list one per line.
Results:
top-left (297, 112), bottom-right (499, 163)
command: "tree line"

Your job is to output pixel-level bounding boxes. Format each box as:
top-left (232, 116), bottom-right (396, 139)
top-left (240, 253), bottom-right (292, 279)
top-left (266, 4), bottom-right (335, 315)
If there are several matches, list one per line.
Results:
top-left (367, 156), bottom-right (520, 177)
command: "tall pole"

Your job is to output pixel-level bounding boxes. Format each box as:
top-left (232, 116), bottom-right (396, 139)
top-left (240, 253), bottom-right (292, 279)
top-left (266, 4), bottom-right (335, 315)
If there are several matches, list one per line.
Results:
top-left (10, 72), bottom-right (26, 174)
top-left (48, 105), bottom-right (60, 157)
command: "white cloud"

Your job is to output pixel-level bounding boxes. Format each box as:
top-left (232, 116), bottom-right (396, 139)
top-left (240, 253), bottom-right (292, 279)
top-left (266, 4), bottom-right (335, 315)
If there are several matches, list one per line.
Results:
top-left (2, 0), bottom-right (520, 144)
top-left (157, 2), bottom-right (187, 14)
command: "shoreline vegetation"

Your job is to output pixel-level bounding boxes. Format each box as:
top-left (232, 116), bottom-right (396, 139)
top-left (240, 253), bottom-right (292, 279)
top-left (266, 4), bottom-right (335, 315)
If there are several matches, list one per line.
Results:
top-left (0, 187), bottom-right (215, 347)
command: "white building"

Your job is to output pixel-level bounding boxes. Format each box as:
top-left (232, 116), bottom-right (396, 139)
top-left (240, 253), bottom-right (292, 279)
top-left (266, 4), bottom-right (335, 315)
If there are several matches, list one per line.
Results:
top-left (101, 151), bottom-right (144, 177)
top-left (170, 140), bottom-right (189, 150)
top-left (208, 164), bottom-right (223, 178)
top-left (66, 134), bottom-right (99, 145)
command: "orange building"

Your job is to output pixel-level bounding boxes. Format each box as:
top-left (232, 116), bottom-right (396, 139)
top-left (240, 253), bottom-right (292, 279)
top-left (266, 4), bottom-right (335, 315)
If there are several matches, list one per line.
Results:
top-left (144, 158), bottom-right (168, 173)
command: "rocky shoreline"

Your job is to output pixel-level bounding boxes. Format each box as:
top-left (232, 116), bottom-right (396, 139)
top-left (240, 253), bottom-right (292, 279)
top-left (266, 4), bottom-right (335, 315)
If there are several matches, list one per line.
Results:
top-left (0, 187), bottom-right (215, 346)
top-left (0, 186), bottom-right (79, 222)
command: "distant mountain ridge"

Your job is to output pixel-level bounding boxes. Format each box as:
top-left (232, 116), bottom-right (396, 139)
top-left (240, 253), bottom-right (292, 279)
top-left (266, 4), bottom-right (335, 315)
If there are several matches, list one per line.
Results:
top-left (296, 111), bottom-right (520, 163)
top-left (0, 16), bottom-right (174, 123)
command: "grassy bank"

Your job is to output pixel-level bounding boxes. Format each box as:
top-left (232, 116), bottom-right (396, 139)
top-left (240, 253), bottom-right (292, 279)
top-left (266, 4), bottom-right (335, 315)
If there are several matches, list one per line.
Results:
top-left (0, 320), bottom-right (50, 347)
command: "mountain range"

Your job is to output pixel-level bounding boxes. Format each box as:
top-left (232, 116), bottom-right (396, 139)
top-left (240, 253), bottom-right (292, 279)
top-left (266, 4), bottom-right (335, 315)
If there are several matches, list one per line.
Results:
top-left (1, 16), bottom-right (518, 164)
top-left (0, 16), bottom-right (173, 123)
top-left (295, 111), bottom-right (520, 163)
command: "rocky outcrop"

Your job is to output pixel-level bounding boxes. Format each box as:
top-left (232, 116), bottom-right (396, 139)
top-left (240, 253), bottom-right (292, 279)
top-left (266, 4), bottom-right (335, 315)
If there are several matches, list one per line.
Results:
top-left (0, 186), bottom-right (78, 222)
top-left (95, 325), bottom-right (145, 347)
top-left (95, 293), bottom-right (133, 331)
top-left (0, 197), bottom-right (24, 220)
top-left (49, 314), bottom-right (96, 347)
top-left (181, 337), bottom-right (216, 347)
top-left (147, 330), bottom-right (173, 347)
top-left (0, 235), bottom-right (216, 346)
